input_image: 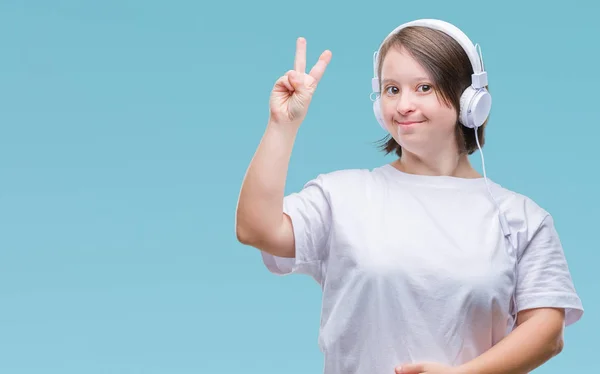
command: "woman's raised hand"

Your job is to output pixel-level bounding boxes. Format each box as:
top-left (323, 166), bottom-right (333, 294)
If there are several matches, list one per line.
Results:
top-left (269, 37), bottom-right (332, 127)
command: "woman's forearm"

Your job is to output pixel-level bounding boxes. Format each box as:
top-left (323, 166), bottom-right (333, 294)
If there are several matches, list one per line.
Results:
top-left (457, 308), bottom-right (565, 374)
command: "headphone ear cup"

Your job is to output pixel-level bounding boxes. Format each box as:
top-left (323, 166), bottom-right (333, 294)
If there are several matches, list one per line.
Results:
top-left (459, 86), bottom-right (492, 129)
top-left (373, 96), bottom-right (387, 131)
top-left (459, 87), bottom-right (476, 128)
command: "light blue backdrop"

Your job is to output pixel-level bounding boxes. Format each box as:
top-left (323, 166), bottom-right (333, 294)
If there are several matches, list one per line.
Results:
top-left (1, 1), bottom-right (597, 373)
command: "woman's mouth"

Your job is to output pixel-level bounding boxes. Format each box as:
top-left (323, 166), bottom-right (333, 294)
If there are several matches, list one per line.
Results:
top-left (395, 120), bottom-right (424, 126)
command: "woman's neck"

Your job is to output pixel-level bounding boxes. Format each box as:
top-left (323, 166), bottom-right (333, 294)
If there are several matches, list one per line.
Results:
top-left (391, 150), bottom-right (481, 179)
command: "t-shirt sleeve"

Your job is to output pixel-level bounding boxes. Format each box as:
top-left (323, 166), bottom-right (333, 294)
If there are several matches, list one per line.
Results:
top-left (515, 214), bottom-right (583, 326)
top-left (260, 174), bottom-right (332, 284)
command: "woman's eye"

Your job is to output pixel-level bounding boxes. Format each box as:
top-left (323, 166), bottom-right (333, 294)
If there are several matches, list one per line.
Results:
top-left (418, 84), bottom-right (432, 92)
top-left (386, 86), bottom-right (399, 95)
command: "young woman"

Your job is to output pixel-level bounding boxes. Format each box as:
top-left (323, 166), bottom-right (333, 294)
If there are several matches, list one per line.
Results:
top-left (235, 19), bottom-right (583, 374)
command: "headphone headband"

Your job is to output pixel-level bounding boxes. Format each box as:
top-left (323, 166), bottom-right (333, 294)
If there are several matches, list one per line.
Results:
top-left (370, 19), bottom-right (492, 131)
top-left (372, 19), bottom-right (488, 93)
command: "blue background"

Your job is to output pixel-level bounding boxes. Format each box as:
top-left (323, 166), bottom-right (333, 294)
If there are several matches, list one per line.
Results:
top-left (1, 1), bottom-right (597, 373)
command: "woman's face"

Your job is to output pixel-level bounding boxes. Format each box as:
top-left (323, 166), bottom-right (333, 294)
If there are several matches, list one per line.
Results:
top-left (379, 46), bottom-right (459, 157)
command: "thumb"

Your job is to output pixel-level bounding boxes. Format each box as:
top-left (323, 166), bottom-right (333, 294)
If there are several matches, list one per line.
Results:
top-left (289, 71), bottom-right (305, 91)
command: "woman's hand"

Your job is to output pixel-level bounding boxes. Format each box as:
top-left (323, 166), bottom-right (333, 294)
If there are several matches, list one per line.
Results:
top-left (269, 37), bottom-right (332, 128)
top-left (396, 362), bottom-right (458, 374)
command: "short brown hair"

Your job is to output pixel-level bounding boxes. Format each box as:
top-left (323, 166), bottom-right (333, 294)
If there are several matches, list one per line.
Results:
top-left (376, 26), bottom-right (488, 157)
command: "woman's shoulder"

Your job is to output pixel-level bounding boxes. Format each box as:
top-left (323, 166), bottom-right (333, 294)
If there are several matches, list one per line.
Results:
top-left (301, 164), bottom-right (392, 192)
top-left (489, 181), bottom-right (550, 217)
top-left (487, 181), bottom-right (555, 242)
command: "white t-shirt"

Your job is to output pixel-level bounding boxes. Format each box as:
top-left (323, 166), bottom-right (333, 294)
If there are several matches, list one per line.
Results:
top-left (260, 164), bottom-right (583, 374)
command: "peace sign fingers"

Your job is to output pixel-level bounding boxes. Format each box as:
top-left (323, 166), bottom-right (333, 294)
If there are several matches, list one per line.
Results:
top-left (268, 37), bottom-right (332, 127)
top-left (308, 49), bottom-right (332, 86)
top-left (294, 37), bottom-right (306, 73)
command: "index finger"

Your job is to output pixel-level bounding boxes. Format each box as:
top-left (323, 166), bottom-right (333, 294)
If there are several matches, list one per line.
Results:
top-left (294, 37), bottom-right (306, 73)
top-left (308, 50), bottom-right (332, 83)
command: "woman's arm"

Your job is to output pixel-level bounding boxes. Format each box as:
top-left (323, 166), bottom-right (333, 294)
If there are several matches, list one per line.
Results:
top-left (456, 307), bottom-right (565, 374)
top-left (398, 307), bottom-right (565, 374)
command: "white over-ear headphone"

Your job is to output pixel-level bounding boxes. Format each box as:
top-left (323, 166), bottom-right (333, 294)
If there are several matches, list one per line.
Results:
top-left (371, 19), bottom-right (491, 131)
